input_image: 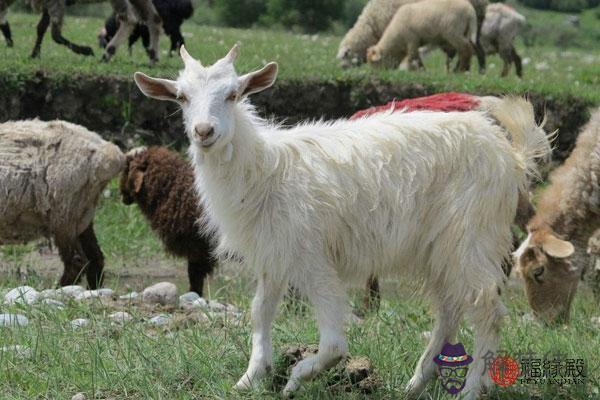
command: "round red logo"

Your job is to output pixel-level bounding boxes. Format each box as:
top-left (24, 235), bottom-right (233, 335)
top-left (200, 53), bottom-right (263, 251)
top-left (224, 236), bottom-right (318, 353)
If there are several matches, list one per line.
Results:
top-left (489, 356), bottom-right (520, 387)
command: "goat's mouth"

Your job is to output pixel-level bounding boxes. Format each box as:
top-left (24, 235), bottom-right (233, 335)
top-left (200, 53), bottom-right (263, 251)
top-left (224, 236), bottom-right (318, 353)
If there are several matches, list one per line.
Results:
top-left (200, 135), bottom-right (219, 149)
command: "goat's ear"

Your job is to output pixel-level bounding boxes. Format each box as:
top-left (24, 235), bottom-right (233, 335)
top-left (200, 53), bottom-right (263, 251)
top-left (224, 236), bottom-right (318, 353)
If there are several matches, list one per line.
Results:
top-left (239, 62), bottom-right (278, 97)
top-left (133, 170), bottom-right (145, 194)
top-left (541, 234), bottom-right (575, 259)
top-left (134, 72), bottom-right (180, 103)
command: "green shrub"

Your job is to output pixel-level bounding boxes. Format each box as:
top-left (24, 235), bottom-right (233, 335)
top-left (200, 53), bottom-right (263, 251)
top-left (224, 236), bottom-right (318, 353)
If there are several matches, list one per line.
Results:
top-left (213, 0), bottom-right (266, 28)
top-left (260, 0), bottom-right (346, 33)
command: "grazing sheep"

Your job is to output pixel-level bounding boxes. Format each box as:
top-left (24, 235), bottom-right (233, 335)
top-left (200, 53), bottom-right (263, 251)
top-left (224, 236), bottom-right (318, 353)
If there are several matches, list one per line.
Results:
top-left (0, 4), bottom-right (11, 47)
top-left (119, 146), bottom-right (216, 296)
top-left (0, 120), bottom-right (124, 288)
top-left (134, 45), bottom-right (550, 399)
top-left (338, 0), bottom-right (488, 72)
top-left (99, 0), bottom-right (193, 57)
top-left (0, 0), bottom-right (162, 62)
top-left (514, 107), bottom-right (600, 323)
top-left (337, 0), bottom-right (419, 68)
top-left (481, 3), bottom-right (526, 77)
top-left (366, 0), bottom-right (477, 71)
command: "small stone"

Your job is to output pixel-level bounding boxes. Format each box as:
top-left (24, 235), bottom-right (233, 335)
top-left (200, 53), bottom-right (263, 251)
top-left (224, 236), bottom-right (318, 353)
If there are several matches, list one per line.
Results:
top-left (4, 286), bottom-right (39, 305)
top-left (71, 318), bottom-right (89, 329)
top-left (179, 292), bottom-right (200, 306)
top-left (0, 313), bottom-right (29, 327)
top-left (421, 331), bottom-right (432, 342)
top-left (57, 285), bottom-right (85, 298)
top-left (71, 393), bottom-right (86, 400)
top-left (142, 282), bottom-right (177, 306)
top-left (1, 345), bottom-right (32, 359)
top-left (591, 316), bottom-right (600, 327)
top-left (38, 289), bottom-right (58, 300)
top-left (119, 292), bottom-right (139, 301)
top-left (40, 299), bottom-right (65, 308)
top-left (148, 314), bottom-right (172, 326)
top-left (208, 300), bottom-right (227, 312)
top-left (109, 311), bottom-right (132, 324)
top-left (76, 289), bottom-right (113, 300)
top-left (191, 297), bottom-right (209, 308)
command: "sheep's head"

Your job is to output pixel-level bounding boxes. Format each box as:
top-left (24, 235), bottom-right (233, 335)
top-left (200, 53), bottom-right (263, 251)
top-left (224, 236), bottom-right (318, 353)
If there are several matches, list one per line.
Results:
top-left (513, 226), bottom-right (578, 324)
top-left (133, 45), bottom-right (278, 156)
top-left (337, 46), bottom-right (364, 68)
top-left (120, 147), bottom-right (148, 205)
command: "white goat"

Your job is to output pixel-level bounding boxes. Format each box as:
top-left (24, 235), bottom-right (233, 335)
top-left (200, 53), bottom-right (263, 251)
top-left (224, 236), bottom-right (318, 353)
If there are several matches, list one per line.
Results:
top-left (133, 45), bottom-right (550, 399)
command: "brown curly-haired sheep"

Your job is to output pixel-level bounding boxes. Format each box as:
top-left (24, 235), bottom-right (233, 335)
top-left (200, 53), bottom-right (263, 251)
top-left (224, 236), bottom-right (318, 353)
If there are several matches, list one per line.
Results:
top-left (120, 146), bottom-right (215, 295)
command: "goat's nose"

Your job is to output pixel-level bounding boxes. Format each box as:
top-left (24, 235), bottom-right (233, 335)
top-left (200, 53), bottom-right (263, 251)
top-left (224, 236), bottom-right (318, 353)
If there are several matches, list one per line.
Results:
top-left (194, 123), bottom-right (214, 141)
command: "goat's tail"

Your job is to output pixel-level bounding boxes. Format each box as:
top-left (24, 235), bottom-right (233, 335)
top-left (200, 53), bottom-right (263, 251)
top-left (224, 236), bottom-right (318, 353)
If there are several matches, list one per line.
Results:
top-left (490, 97), bottom-right (553, 183)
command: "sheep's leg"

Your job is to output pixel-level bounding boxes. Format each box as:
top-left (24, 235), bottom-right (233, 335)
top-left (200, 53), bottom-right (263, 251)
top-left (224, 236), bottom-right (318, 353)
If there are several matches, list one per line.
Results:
top-left (30, 10), bottom-right (50, 58)
top-left (283, 268), bottom-right (349, 396)
top-left (79, 222), bottom-right (104, 290)
top-left (362, 274), bottom-right (381, 312)
top-left (462, 287), bottom-right (506, 400)
top-left (512, 46), bottom-right (523, 78)
top-left (234, 273), bottom-right (287, 390)
top-left (405, 300), bottom-right (463, 398)
top-left (56, 235), bottom-right (88, 287)
top-left (474, 22), bottom-right (486, 74)
top-left (101, 19), bottom-right (135, 62)
top-left (0, 21), bottom-right (12, 47)
top-left (498, 45), bottom-right (513, 77)
top-left (456, 41), bottom-right (473, 72)
top-left (187, 258), bottom-right (213, 296)
top-left (50, 21), bottom-right (94, 56)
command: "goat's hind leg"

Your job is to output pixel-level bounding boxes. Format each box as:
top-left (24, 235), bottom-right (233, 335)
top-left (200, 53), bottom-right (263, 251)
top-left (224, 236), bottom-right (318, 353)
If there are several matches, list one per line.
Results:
top-left (235, 273), bottom-right (287, 390)
top-left (283, 266), bottom-right (349, 396)
top-left (30, 9), bottom-right (50, 58)
top-left (101, 17), bottom-right (134, 62)
top-left (405, 296), bottom-right (463, 398)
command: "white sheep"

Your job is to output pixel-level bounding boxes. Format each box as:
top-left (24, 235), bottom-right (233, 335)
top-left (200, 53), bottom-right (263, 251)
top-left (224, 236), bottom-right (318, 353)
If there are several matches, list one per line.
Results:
top-left (338, 0), bottom-right (488, 72)
top-left (366, 0), bottom-right (477, 71)
top-left (0, 119), bottom-right (124, 288)
top-left (134, 45), bottom-right (550, 399)
top-left (480, 3), bottom-right (526, 77)
top-left (337, 0), bottom-right (418, 68)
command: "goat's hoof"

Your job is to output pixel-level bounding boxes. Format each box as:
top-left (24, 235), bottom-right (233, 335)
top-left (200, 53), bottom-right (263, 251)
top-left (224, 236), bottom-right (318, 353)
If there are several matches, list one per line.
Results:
top-left (233, 375), bottom-right (253, 391)
top-left (6, 40), bottom-right (13, 48)
top-left (100, 55), bottom-right (110, 63)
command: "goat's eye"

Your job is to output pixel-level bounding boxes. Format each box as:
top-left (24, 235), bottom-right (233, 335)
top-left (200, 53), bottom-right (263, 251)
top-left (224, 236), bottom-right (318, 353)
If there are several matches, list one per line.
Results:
top-left (226, 91), bottom-right (238, 102)
top-left (532, 266), bottom-right (544, 284)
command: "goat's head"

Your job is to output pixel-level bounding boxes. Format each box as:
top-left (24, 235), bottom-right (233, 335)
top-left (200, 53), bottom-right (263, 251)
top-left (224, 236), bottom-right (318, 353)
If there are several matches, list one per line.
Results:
top-left (133, 44), bottom-right (278, 155)
top-left (513, 226), bottom-right (578, 324)
top-left (120, 146), bottom-right (148, 205)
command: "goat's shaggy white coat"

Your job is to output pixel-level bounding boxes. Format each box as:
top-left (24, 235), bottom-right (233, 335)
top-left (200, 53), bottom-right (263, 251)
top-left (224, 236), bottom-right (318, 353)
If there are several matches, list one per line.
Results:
top-left (134, 46), bottom-right (550, 399)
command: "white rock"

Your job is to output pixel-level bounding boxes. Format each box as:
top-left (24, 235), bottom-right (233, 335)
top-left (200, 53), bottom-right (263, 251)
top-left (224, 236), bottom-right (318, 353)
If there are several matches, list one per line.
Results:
top-left (38, 289), bottom-right (59, 300)
top-left (40, 299), bottom-right (65, 308)
top-left (76, 288), bottom-right (113, 300)
top-left (71, 318), bottom-right (89, 329)
top-left (109, 311), bottom-right (132, 324)
top-left (421, 330), bottom-right (432, 342)
top-left (1, 345), bottom-right (32, 359)
top-left (191, 297), bottom-right (209, 308)
top-left (0, 313), bottom-right (29, 327)
top-left (179, 292), bottom-right (200, 306)
top-left (142, 282), bottom-right (177, 306)
top-left (119, 292), bottom-right (139, 301)
top-left (71, 393), bottom-right (86, 400)
top-left (148, 314), bottom-right (172, 326)
top-left (4, 286), bottom-right (39, 305)
top-left (591, 316), bottom-right (600, 327)
top-left (57, 285), bottom-right (85, 298)
top-left (208, 300), bottom-right (227, 312)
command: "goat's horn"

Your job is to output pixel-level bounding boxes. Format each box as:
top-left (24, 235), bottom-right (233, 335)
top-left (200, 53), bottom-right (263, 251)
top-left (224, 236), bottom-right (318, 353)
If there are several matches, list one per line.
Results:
top-left (225, 43), bottom-right (240, 64)
top-left (180, 45), bottom-right (201, 67)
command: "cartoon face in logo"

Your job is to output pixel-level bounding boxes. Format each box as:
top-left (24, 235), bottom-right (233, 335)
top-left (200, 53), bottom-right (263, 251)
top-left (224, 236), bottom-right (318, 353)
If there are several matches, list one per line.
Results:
top-left (433, 342), bottom-right (473, 395)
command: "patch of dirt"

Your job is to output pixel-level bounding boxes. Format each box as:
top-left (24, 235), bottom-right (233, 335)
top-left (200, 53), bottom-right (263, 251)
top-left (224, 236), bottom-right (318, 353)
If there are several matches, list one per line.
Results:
top-left (273, 344), bottom-right (381, 394)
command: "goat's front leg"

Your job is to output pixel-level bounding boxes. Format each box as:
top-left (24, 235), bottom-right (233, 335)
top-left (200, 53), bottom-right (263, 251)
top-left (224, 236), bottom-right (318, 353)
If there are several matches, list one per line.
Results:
top-left (234, 273), bottom-right (287, 390)
top-left (283, 267), bottom-right (349, 396)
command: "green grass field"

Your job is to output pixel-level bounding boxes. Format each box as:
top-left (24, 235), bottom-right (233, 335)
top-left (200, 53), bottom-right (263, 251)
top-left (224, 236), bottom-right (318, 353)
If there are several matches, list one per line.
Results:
top-left (0, 8), bottom-right (599, 103)
top-left (1, 4), bottom-right (600, 400)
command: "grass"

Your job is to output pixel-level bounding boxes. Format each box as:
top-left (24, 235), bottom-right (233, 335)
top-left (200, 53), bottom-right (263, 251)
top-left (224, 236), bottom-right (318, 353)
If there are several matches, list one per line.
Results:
top-left (0, 180), bottom-right (599, 399)
top-left (0, 8), bottom-right (599, 103)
